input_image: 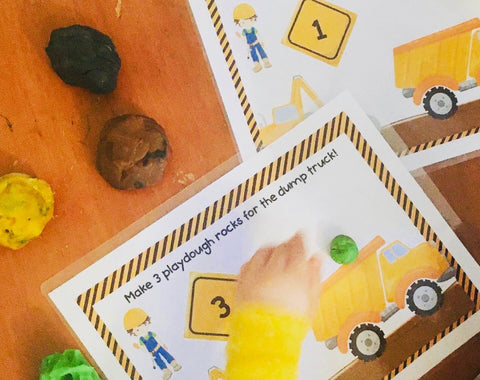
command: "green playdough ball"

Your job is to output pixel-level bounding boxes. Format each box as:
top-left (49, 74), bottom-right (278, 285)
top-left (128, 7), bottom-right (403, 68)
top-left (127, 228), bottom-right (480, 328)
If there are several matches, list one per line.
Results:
top-left (330, 235), bottom-right (359, 264)
top-left (40, 349), bottom-right (100, 380)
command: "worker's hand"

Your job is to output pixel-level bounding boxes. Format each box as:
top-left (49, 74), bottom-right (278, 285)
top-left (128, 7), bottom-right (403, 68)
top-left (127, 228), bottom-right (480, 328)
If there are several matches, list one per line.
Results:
top-left (236, 232), bottom-right (322, 321)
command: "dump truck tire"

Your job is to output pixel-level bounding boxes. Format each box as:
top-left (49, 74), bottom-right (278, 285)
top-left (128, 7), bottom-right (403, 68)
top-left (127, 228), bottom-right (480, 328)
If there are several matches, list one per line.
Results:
top-left (422, 86), bottom-right (458, 119)
top-left (349, 323), bottom-right (386, 362)
top-left (406, 278), bottom-right (443, 316)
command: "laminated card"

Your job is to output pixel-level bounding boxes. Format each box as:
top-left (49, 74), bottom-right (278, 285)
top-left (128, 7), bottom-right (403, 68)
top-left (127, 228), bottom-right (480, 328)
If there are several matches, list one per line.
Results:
top-left (46, 94), bottom-right (480, 380)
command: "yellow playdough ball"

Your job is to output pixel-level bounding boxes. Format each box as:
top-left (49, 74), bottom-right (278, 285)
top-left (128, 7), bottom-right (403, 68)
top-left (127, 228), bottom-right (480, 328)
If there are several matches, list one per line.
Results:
top-left (0, 173), bottom-right (54, 250)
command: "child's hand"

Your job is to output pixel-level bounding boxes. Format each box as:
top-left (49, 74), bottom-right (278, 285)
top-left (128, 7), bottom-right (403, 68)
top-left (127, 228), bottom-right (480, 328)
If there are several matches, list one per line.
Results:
top-left (236, 233), bottom-right (322, 321)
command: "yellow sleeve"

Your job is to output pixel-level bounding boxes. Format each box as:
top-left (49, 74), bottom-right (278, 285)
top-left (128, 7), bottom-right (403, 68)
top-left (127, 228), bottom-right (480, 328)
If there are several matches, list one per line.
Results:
top-left (225, 304), bottom-right (310, 380)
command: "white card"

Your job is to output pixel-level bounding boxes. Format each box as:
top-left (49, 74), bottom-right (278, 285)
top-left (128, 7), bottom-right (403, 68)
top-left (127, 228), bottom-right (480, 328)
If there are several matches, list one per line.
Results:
top-left (48, 93), bottom-right (480, 380)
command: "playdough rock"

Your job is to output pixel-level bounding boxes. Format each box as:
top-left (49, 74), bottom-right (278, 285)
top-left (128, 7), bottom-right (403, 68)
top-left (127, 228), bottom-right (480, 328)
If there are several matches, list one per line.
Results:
top-left (0, 173), bottom-right (54, 250)
top-left (330, 235), bottom-right (359, 264)
top-left (40, 349), bottom-right (100, 380)
top-left (46, 24), bottom-right (121, 94)
top-left (96, 114), bottom-right (170, 190)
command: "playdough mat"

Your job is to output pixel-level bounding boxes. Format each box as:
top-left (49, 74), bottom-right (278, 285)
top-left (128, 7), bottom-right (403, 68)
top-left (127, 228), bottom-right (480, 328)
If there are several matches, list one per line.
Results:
top-left (45, 94), bottom-right (480, 380)
top-left (189, 0), bottom-right (480, 154)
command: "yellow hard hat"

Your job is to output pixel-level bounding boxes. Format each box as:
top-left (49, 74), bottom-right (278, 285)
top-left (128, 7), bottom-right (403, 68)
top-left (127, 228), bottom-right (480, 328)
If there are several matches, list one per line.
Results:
top-left (123, 308), bottom-right (148, 330)
top-left (233, 3), bottom-right (256, 20)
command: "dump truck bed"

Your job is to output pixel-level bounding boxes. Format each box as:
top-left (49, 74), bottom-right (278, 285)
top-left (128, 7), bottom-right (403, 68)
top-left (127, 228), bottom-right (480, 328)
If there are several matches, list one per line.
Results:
top-left (394, 18), bottom-right (480, 88)
top-left (313, 237), bottom-right (386, 341)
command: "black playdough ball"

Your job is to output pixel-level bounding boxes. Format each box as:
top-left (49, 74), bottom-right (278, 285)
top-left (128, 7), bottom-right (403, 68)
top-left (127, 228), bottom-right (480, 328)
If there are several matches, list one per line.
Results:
top-left (45, 25), bottom-right (121, 94)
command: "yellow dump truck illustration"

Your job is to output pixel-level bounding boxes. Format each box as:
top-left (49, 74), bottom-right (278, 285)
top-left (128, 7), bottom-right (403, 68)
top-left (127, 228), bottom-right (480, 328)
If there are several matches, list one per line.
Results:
top-left (313, 236), bottom-right (454, 362)
top-left (258, 75), bottom-right (323, 146)
top-left (394, 18), bottom-right (480, 119)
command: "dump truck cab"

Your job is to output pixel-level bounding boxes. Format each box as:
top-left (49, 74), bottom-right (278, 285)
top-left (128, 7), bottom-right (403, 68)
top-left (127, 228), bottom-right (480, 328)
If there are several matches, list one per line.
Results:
top-left (379, 241), bottom-right (450, 313)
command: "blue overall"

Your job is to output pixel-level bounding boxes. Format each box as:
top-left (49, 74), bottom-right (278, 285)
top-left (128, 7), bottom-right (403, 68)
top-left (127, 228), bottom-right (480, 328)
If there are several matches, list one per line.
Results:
top-left (242, 27), bottom-right (267, 62)
top-left (140, 332), bottom-right (175, 370)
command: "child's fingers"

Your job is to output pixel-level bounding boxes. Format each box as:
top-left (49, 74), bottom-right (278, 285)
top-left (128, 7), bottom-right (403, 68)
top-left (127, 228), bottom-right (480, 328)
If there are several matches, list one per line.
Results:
top-left (272, 232), bottom-right (306, 268)
top-left (308, 253), bottom-right (323, 275)
top-left (308, 255), bottom-right (322, 292)
top-left (240, 246), bottom-right (274, 277)
top-left (237, 248), bottom-right (274, 304)
top-left (308, 254), bottom-right (323, 291)
top-left (251, 246), bottom-right (275, 267)
top-left (307, 254), bottom-right (323, 320)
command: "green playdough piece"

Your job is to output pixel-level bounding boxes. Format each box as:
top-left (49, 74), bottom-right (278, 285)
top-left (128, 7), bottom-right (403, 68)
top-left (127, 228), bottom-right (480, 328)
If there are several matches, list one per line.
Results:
top-left (330, 235), bottom-right (359, 264)
top-left (40, 349), bottom-right (100, 380)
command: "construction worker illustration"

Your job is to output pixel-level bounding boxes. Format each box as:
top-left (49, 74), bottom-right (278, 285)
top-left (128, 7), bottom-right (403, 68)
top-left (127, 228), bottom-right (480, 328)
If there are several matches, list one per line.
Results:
top-left (233, 3), bottom-right (272, 73)
top-left (124, 308), bottom-right (182, 380)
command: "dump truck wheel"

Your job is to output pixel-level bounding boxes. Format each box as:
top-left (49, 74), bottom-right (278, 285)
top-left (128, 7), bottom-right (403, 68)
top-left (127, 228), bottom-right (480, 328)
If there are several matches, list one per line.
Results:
top-left (349, 323), bottom-right (386, 362)
top-left (406, 279), bottom-right (443, 317)
top-left (422, 86), bottom-right (458, 119)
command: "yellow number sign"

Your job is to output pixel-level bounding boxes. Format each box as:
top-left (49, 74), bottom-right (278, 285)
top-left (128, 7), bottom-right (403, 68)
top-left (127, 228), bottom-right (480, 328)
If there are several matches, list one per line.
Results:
top-left (184, 272), bottom-right (237, 341)
top-left (282, 0), bottom-right (356, 66)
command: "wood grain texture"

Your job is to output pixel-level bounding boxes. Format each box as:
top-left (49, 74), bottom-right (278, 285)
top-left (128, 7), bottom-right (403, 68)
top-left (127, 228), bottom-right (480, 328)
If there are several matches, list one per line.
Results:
top-left (0, 1), bottom-right (239, 378)
top-left (334, 284), bottom-right (476, 380)
top-left (382, 103), bottom-right (480, 380)
top-left (384, 99), bottom-right (480, 148)
top-left (421, 333), bottom-right (480, 380)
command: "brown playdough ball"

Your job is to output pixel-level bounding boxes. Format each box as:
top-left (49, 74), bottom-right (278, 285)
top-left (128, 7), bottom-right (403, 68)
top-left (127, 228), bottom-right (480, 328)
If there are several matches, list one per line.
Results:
top-left (96, 114), bottom-right (170, 190)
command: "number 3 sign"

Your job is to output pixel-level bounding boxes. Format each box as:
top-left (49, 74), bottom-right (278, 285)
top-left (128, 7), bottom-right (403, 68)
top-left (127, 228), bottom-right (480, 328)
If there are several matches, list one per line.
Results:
top-left (282, 0), bottom-right (357, 66)
top-left (184, 272), bottom-right (237, 341)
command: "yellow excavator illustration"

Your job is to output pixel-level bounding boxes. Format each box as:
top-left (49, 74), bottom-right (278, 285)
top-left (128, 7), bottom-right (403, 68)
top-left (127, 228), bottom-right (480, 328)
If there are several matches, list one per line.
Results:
top-left (259, 76), bottom-right (323, 146)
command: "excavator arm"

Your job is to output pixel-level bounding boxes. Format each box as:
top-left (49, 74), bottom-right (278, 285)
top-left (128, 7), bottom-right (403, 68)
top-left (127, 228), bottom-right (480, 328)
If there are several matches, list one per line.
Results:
top-left (289, 75), bottom-right (324, 119)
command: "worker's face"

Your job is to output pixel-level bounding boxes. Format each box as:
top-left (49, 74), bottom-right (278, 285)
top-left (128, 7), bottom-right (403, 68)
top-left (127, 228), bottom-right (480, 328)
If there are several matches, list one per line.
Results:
top-left (133, 323), bottom-right (149, 337)
top-left (239, 18), bottom-right (255, 28)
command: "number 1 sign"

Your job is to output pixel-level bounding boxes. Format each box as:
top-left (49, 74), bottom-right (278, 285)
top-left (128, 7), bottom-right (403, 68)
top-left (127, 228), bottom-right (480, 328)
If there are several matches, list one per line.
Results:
top-left (282, 0), bottom-right (357, 66)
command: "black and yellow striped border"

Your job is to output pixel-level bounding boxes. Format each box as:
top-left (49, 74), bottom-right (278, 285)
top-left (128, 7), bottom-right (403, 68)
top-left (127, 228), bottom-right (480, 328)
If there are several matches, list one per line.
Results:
top-left (77, 113), bottom-right (479, 380)
top-left (205, 0), bottom-right (263, 150)
top-left (386, 307), bottom-right (477, 380)
top-left (385, 270), bottom-right (479, 380)
top-left (398, 126), bottom-right (480, 157)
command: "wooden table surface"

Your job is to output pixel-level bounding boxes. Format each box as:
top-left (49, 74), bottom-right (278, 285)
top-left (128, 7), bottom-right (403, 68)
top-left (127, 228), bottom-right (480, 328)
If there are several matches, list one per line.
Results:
top-left (0, 1), bottom-right (239, 378)
top-left (0, 1), bottom-right (478, 379)
top-left (383, 103), bottom-right (480, 380)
